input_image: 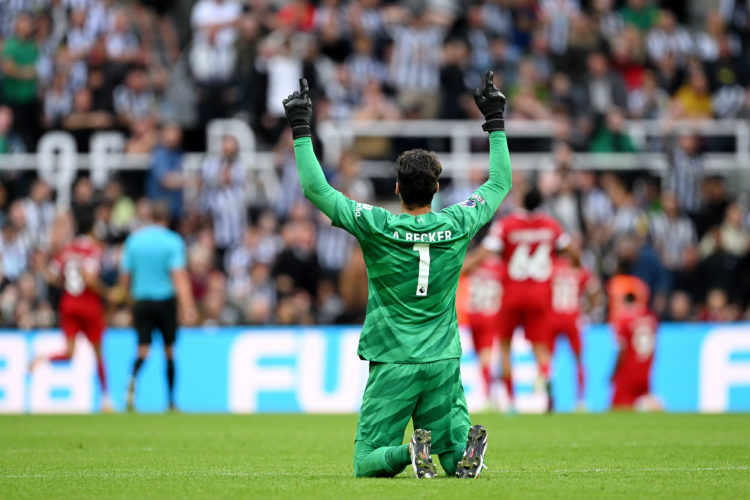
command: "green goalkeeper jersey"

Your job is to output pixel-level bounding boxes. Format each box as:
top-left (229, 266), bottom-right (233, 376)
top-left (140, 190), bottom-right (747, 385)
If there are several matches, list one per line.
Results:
top-left (293, 132), bottom-right (512, 363)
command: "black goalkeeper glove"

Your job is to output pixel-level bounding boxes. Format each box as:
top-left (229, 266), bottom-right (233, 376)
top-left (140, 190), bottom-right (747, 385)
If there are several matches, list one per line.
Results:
top-left (283, 78), bottom-right (313, 139)
top-left (473, 70), bottom-right (506, 132)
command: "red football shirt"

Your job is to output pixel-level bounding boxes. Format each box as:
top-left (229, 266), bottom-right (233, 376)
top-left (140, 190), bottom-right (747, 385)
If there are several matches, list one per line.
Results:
top-left (613, 305), bottom-right (658, 380)
top-left (550, 257), bottom-right (593, 320)
top-left (466, 256), bottom-right (504, 319)
top-left (50, 236), bottom-right (104, 306)
top-left (483, 210), bottom-right (569, 289)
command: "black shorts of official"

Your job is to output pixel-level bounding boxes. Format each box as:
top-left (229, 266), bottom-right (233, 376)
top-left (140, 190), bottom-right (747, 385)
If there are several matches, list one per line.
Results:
top-left (133, 298), bottom-right (178, 347)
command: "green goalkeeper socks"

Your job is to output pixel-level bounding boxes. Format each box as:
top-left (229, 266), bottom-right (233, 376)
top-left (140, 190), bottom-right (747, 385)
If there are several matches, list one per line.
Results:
top-left (353, 441), bottom-right (410, 477)
top-left (438, 447), bottom-right (466, 477)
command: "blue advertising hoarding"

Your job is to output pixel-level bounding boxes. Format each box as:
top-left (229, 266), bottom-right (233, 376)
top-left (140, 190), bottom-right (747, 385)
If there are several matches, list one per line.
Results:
top-left (0, 324), bottom-right (748, 413)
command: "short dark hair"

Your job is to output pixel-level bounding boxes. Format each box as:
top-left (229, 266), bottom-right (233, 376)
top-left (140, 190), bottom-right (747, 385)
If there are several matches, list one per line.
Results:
top-left (523, 187), bottom-right (542, 211)
top-left (395, 149), bottom-right (442, 208)
top-left (76, 209), bottom-right (96, 236)
top-left (151, 200), bottom-right (171, 224)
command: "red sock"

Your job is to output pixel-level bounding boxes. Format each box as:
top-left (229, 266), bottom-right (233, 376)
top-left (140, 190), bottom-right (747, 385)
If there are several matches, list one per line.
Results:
top-left (97, 360), bottom-right (107, 393)
top-left (49, 354), bottom-right (72, 362)
top-left (481, 365), bottom-right (492, 398)
top-left (576, 364), bottom-right (585, 401)
top-left (502, 375), bottom-right (514, 399)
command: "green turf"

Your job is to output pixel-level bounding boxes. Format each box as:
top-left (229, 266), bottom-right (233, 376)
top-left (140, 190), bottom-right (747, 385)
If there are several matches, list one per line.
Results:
top-left (1, 413), bottom-right (749, 499)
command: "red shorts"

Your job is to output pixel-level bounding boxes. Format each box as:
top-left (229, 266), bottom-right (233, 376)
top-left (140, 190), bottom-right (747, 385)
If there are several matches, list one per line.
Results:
top-left (497, 284), bottom-right (551, 345)
top-left (548, 314), bottom-right (581, 355)
top-left (467, 314), bottom-right (498, 351)
top-left (612, 371), bottom-right (650, 407)
top-left (59, 297), bottom-right (105, 345)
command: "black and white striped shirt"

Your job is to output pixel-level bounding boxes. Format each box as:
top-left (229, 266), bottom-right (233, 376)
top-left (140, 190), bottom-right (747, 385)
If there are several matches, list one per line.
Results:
top-left (650, 212), bottom-right (696, 270)
top-left (667, 149), bottom-right (704, 215)
top-left (0, 230), bottom-right (32, 281)
top-left (113, 86), bottom-right (158, 120)
top-left (316, 222), bottom-right (355, 273)
top-left (388, 25), bottom-right (444, 92)
top-left (201, 156), bottom-right (247, 249)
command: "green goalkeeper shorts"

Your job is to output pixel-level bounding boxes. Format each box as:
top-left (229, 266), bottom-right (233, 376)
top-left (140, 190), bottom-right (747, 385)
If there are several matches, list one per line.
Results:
top-left (355, 358), bottom-right (470, 455)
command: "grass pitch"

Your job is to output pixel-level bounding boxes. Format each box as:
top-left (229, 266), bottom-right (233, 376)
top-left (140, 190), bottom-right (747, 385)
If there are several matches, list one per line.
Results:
top-left (1, 413), bottom-right (748, 499)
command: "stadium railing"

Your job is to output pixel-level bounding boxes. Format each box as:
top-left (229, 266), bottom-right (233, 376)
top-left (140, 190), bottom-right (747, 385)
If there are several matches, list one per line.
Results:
top-left (1, 119), bottom-right (748, 208)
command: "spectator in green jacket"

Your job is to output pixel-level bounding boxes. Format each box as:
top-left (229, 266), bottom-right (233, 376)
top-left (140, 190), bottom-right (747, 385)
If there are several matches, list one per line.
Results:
top-left (620, 0), bottom-right (659, 32)
top-left (589, 107), bottom-right (637, 153)
top-left (1, 13), bottom-right (39, 148)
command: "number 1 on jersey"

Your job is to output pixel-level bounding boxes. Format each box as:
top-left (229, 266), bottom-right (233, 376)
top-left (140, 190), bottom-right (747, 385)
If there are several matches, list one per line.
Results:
top-left (413, 243), bottom-right (430, 296)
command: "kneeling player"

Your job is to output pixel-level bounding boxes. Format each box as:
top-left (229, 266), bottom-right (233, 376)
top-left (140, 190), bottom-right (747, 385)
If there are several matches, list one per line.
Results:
top-left (284, 72), bottom-right (510, 477)
top-left (610, 291), bottom-right (659, 410)
top-left (31, 211), bottom-right (112, 412)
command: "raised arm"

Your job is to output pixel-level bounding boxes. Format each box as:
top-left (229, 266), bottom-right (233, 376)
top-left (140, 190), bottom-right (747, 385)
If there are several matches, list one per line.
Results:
top-left (283, 78), bottom-right (344, 221)
top-left (473, 70), bottom-right (512, 219)
top-left (445, 70), bottom-right (512, 236)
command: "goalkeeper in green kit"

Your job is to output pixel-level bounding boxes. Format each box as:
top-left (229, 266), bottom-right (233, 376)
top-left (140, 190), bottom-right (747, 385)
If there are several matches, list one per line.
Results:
top-left (283, 70), bottom-right (512, 479)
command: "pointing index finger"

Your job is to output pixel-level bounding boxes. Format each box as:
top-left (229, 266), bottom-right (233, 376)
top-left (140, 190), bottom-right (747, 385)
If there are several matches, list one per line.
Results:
top-left (484, 70), bottom-right (494, 91)
top-left (300, 78), bottom-right (310, 95)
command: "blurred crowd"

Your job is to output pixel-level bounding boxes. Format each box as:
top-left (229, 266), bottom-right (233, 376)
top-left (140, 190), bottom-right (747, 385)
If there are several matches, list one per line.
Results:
top-left (2, 0), bottom-right (750, 328)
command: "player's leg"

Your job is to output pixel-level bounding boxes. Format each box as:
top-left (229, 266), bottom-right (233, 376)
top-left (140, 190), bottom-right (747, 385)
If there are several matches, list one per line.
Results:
top-left (525, 305), bottom-right (554, 412)
top-left (565, 322), bottom-right (585, 405)
top-left (31, 312), bottom-right (78, 370)
top-left (531, 340), bottom-right (553, 411)
top-left (469, 318), bottom-right (494, 406)
top-left (84, 309), bottom-right (113, 412)
top-left (84, 306), bottom-right (109, 401)
top-left (412, 359), bottom-right (472, 477)
top-left (496, 307), bottom-right (519, 412)
top-left (611, 373), bottom-right (639, 410)
top-left (353, 362), bottom-right (421, 478)
top-left (128, 301), bottom-right (154, 411)
top-left (155, 298), bottom-right (178, 410)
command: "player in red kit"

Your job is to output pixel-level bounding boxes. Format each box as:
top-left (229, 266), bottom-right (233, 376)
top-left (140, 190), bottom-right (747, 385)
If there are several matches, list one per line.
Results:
top-left (31, 211), bottom-right (112, 412)
top-left (610, 291), bottom-right (659, 410)
top-left (548, 255), bottom-right (598, 408)
top-left (464, 256), bottom-right (504, 409)
top-left (467, 188), bottom-right (571, 412)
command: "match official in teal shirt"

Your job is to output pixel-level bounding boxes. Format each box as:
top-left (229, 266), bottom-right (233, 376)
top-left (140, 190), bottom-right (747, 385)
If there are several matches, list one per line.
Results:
top-left (119, 201), bottom-right (196, 411)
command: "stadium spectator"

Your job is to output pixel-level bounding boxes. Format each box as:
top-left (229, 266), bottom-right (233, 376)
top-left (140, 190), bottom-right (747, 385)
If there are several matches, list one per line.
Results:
top-left (146, 124), bottom-right (186, 218)
top-left (1, 13), bottom-right (39, 148)
top-left (105, 9), bottom-right (147, 80)
top-left (388, 8), bottom-right (445, 119)
top-left (620, 0), bottom-right (659, 32)
top-left (627, 69), bottom-right (670, 119)
top-left (274, 218), bottom-right (321, 300)
top-left (43, 72), bottom-right (73, 130)
top-left (21, 179), bottom-right (56, 248)
top-left (589, 107), bottom-right (637, 153)
top-left (113, 67), bottom-right (159, 129)
top-left (649, 192), bottom-right (696, 273)
top-left (698, 202), bottom-right (750, 259)
top-left (583, 51), bottom-right (628, 117)
top-left (63, 88), bottom-right (115, 151)
top-left (694, 10), bottom-right (742, 63)
top-left (0, 202), bottom-right (32, 282)
top-left (645, 9), bottom-right (692, 64)
top-left (200, 134), bottom-right (247, 268)
top-left (346, 34), bottom-right (387, 89)
top-left (665, 133), bottom-right (705, 216)
top-left (189, 22), bottom-right (239, 126)
top-left (0, 106), bottom-right (26, 155)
